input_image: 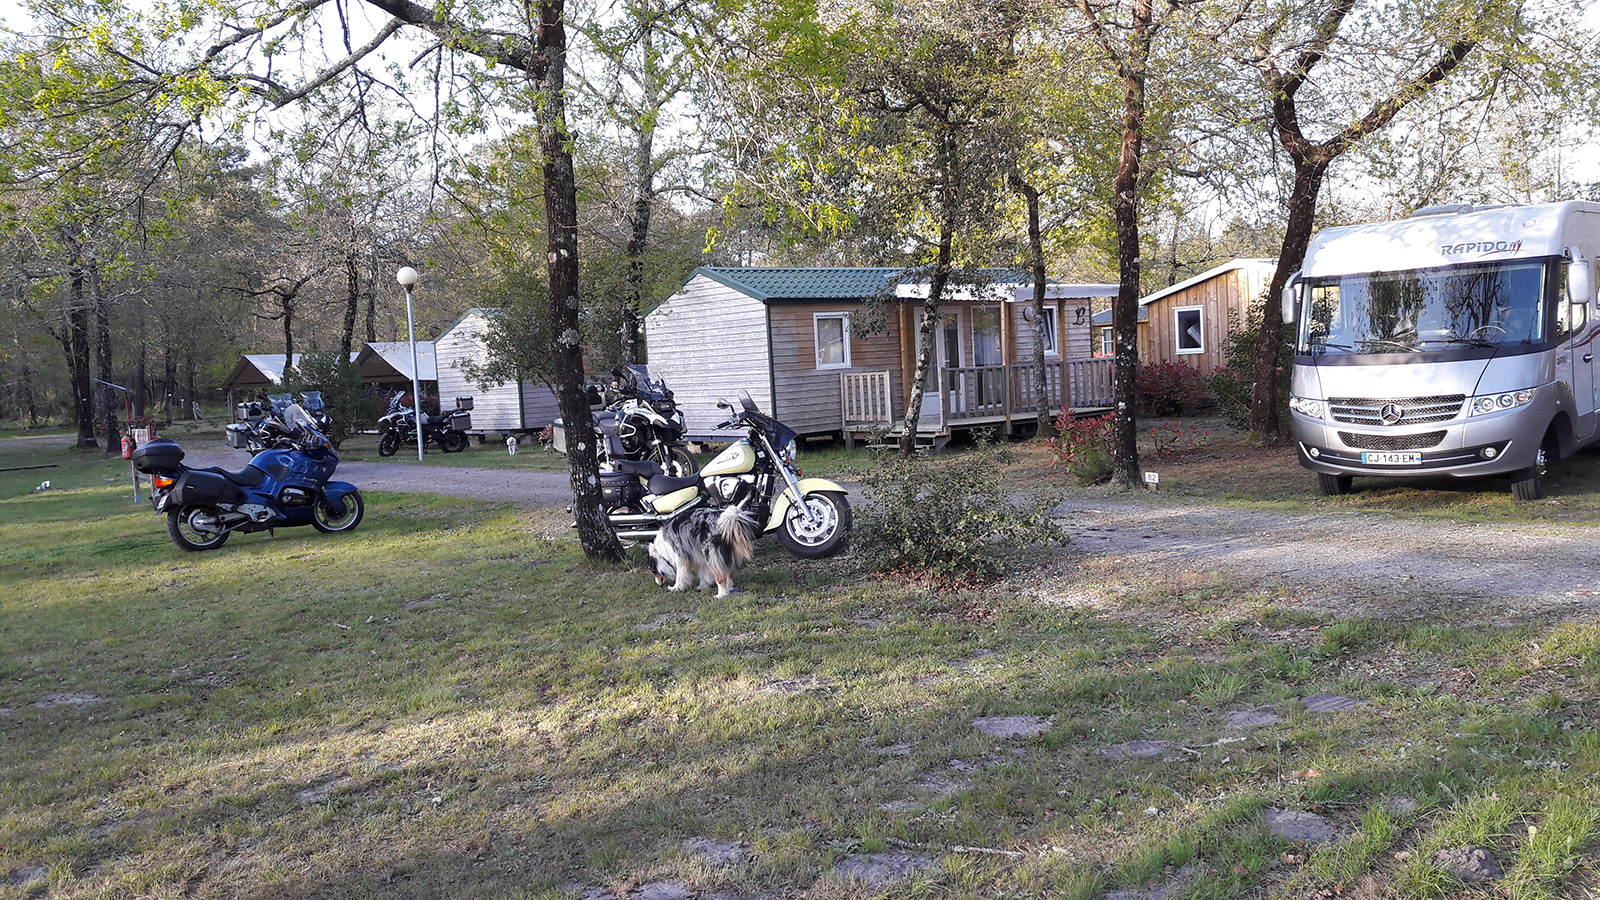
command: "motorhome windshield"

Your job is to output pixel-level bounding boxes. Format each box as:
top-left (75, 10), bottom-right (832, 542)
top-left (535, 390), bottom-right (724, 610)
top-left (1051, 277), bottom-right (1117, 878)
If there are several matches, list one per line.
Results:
top-left (1298, 259), bottom-right (1547, 355)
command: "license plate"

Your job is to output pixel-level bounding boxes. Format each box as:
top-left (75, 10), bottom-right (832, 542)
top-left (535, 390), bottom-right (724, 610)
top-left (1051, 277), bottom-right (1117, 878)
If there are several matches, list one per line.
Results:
top-left (1361, 451), bottom-right (1421, 465)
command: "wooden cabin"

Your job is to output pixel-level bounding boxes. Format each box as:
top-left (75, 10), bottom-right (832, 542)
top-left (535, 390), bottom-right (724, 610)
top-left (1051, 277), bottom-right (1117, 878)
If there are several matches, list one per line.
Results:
top-left (219, 351), bottom-right (360, 414)
top-left (1099, 258), bottom-right (1277, 378)
top-left (433, 308), bottom-right (560, 435)
top-left (644, 267), bottom-right (1119, 446)
top-left (353, 341), bottom-right (438, 393)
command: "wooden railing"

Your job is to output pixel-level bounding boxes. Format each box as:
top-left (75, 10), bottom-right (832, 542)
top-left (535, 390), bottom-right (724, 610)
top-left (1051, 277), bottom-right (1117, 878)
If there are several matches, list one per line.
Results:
top-left (841, 370), bottom-right (894, 427)
top-left (841, 357), bottom-right (1116, 434)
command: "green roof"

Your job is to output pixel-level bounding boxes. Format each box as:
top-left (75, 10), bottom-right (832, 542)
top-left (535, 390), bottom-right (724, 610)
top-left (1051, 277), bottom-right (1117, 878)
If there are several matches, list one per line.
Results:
top-left (693, 266), bottom-right (1049, 302)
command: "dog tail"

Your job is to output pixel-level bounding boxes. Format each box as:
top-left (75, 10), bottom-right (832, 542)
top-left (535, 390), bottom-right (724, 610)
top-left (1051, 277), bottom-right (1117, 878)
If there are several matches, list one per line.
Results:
top-left (716, 505), bottom-right (758, 564)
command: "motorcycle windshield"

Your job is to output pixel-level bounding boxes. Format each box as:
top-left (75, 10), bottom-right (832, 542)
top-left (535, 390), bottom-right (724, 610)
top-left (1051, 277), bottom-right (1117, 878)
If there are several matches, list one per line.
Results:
top-left (267, 393), bottom-right (293, 415)
top-left (625, 364), bottom-right (670, 400)
top-left (301, 391), bottom-right (326, 410)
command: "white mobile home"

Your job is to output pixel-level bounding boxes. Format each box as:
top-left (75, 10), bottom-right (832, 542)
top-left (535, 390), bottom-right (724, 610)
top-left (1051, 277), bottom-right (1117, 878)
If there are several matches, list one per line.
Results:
top-left (433, 308), bottom-right (560, 434)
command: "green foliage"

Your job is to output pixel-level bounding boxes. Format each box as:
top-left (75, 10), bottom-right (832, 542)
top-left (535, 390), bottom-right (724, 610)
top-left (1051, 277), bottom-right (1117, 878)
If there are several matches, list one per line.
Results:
top-left (280, 350), bottom-right (382, 449)
top-left (1207, 310), bottom-right (1287, 431)
top-left (455, 268), bottom-right (554, 389)
top-left (1043, 406), bottom-right (1114, 485)
top-left (858, 437), bottom-right (1065, 581)
top-left (1136, 362), bottom-right (1207, 416)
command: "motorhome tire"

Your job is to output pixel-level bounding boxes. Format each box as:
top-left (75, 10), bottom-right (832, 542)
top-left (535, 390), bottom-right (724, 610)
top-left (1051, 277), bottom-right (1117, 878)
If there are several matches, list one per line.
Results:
top-left (377, 432), bottom-right (400, 457)
top-left (1317, 473), bottom-right (1353, 496)
top-left (1511, 468), bottom-right (1545, 501)
top-left (167, 507), bottom-right (230, 551)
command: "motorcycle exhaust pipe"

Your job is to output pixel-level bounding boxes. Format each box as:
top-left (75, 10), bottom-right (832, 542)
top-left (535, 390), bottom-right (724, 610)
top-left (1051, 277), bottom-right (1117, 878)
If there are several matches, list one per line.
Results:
top-left (615, 528), bottom-right (661, 541)
top-left (608, 514), bottom-right (661, 528)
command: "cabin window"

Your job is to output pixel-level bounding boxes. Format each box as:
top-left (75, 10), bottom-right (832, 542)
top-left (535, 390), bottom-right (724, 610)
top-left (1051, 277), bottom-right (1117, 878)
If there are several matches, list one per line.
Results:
top-left (1098, 325), bottom-right (1114, 357)
top-left (814, 313), bottom-right (851, 369)
top-left (973, 306), bottom-right (1003, 366)
top-left (1175, 306), bottom-right (1204, 354)
top-left (1036, 306), bottom-right (1059, 356)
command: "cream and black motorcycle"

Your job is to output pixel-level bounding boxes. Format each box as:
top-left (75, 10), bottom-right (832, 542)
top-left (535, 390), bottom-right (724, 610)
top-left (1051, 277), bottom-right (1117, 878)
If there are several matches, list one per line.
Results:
top-left (585, 391), bottom-right (851, 558)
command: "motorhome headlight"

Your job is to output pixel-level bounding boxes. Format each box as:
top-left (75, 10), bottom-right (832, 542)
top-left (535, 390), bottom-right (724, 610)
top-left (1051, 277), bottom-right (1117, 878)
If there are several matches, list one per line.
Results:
top-left (1289, 397), bottom-right (1325, 418)
top-left (1470, 388), bottom-right (1536, 416)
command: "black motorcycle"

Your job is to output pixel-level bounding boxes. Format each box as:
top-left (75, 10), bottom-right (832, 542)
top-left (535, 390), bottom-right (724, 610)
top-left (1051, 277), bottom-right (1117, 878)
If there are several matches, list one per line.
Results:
top-left (227, 396), bottom-right (300, 453)
top-left (589, 391), bottom-right (850, 559)
top-left (377, 393), bottom-right (472, 455)
top-left (555, 364), bottom-right (696, 476)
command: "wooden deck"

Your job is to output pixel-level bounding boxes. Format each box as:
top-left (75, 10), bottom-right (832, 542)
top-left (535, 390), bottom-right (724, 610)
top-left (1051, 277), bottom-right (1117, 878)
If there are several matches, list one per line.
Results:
top-left (842, 358), bottom-right (1115, 447)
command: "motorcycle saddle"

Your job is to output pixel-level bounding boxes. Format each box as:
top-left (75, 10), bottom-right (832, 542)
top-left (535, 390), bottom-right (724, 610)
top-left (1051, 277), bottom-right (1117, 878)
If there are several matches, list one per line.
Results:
top-left (610, 459), bottom-right (662, 478)
top-left (200, 465), bottom-right (268, 487)
top-left (647, 472), bottom-right (700, 495)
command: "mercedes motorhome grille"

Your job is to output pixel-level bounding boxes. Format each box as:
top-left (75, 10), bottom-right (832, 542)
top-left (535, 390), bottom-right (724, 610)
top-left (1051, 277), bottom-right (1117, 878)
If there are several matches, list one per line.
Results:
top-left (1328, 395), bottom-right (1465, 426)
top-left (1338, 431), bottom-right (1447, 451)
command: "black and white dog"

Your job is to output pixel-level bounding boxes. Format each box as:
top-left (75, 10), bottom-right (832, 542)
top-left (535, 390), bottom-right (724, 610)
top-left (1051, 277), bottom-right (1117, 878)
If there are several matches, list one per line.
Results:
top-left (648, 505), bottom-right (759, 598)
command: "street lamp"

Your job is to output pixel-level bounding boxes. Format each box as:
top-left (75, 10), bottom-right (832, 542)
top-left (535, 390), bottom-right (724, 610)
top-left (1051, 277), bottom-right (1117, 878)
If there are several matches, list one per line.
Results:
top-left (396, 266), bottom-right (425, 462)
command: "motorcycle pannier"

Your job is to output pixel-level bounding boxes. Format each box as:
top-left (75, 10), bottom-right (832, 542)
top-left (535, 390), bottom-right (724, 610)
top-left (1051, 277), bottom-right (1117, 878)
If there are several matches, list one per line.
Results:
top-left (454, 396), bottom-right (474, 411)
top-left (175, 470), bottom-right (246, 506)
top-left (131, 438), bottom-right (185, 474)
top-left (225, 423), bottom-right (252, 450)
top-left (599, 472), bottom-right (643, 507)
top-left (550, 420), bottom-right (567, 455)
top-left (450, 411), bottom-right (472, 431)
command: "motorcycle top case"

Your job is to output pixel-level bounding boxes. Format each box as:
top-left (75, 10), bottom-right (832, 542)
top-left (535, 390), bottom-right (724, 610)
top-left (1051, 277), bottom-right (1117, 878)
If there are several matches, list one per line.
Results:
top-left (454, 396), bottom-right (474, 411)
top-left (225, 423), bottom-right (252, 449)
top-left (131, 438), bottom-right (185, 474)
top-left (174, 470), bottom-right (247, 506)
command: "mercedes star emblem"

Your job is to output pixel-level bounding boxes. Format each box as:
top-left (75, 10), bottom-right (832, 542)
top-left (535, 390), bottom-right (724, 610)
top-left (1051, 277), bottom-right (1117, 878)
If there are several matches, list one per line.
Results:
top-left (1380, 403), bottom-right (1405, 424)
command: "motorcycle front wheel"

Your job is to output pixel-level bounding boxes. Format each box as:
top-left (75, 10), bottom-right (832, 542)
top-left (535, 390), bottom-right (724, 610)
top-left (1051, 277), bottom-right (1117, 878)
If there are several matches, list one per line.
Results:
top-left (311, 490), bottom-right (365, 533)
top-left (377, 431), bottom-right (400, 457)
top-left (440, 430), bottom-right (470, 453)
top-left (777, 491), bottom-right (851, 559)
top-left (663, 445), bottom-right (698, 477)
top-left (167, 507), bottom-right (230, 551)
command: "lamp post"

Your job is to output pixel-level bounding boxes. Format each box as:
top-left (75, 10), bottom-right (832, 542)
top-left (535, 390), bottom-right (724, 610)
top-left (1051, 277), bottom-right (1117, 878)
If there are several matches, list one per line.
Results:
top-left (396, 266), bottom-right (425, 462)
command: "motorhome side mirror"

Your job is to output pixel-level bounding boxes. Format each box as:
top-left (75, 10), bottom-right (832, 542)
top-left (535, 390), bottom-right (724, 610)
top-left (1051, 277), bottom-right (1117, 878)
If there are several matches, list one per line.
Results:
top-left (1281, 275), bottom-right (1300, 325)
top-left (1568, 257), bottom-right (1595, 308)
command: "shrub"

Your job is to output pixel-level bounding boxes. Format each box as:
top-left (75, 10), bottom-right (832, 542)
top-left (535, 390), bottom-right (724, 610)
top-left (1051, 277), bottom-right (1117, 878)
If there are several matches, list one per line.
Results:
top-left (1043, 405), bottom-right (1114, 484)
top-left (1147, 420), bottom-right (1213, 458)
top-left (280, 350), bottom-right (386, 448)
top-left (1208, 311), bottom-right (1290, 432)
top-left (1136, 361), bottom-right (1207, 416)
top-left (859, 436), bottom-right (1066, 582)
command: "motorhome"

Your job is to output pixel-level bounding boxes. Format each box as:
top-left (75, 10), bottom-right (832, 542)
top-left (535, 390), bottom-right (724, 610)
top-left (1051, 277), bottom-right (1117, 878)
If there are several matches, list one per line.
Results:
top-left (1283, 201), bottom-right (1600, 500)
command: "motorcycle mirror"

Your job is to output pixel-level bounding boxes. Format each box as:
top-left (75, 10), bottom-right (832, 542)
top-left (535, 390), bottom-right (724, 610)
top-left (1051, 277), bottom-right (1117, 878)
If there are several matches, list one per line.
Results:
top-left (716, 397), bottom-right (731, 410)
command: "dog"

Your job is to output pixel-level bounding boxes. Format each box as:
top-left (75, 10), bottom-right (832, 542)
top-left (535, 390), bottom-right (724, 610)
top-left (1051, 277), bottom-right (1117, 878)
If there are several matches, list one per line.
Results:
top-left (506, 434), bottom-right (519, 456)
top-left (648, 505), bottom-right (759, 598)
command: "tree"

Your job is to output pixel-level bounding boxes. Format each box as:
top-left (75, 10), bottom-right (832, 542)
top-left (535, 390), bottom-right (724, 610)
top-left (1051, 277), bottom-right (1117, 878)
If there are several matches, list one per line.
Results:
top-left (1239, 0), bottom-right (1581, 440)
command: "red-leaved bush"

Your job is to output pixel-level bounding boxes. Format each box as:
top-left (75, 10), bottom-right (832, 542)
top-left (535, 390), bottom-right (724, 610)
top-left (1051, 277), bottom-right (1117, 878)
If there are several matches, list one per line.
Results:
top-left (1136, 362), bottom-right (1207, 416)
top-left (1043, 404), bottom-right (1114, 484)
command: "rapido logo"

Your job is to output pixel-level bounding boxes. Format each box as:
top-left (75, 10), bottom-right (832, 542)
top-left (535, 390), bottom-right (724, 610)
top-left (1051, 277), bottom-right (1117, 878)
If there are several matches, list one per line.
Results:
top-left (1439, 239), bottom-right (1523, 256)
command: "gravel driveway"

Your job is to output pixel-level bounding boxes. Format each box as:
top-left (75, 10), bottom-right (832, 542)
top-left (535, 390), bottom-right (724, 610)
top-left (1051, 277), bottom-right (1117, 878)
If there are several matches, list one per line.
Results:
top-left (179, 448), bottom-right (576, 507)
top-left (1056, 496), bottom-right (1600, 625)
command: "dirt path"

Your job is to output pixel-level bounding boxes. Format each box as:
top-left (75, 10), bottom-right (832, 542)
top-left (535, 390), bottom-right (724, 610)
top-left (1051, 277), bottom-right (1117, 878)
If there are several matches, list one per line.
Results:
top-left (1055, 496), bottom-right (1600, 624)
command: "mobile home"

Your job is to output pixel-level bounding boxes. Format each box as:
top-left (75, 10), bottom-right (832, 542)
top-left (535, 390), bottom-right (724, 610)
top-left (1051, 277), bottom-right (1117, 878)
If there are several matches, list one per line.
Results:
top-left (433, 308), bottom-right (561, 435)
top-left (644, 267), bottom-right (1119, 446)
top-left (1285, 201), bottom-right (1600, 500)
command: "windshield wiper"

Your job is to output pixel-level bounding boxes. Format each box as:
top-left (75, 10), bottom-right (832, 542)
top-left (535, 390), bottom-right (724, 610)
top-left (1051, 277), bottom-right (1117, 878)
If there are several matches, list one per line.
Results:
top-left (1420, 337), bottom-right (1494, 348)
top-left (1307, 341), bottom-right (1355, 355)
top-left (1357, 338), bottom-right (1420, 353)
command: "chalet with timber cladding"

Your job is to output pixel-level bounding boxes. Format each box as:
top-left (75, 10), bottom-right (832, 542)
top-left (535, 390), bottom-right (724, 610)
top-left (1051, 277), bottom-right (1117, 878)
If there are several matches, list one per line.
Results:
top-left (1093, 258), bottom-right (1277, 379)
top-left (644, 267), bottom-right (1120, 447)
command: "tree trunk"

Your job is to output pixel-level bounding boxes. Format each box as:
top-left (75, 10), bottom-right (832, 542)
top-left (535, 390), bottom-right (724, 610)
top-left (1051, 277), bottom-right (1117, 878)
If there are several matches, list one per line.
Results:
top-left (1010, 175), bottom-right (1052, 436)
top-left (19, 360), bottom-right (38, 427)
top-left (364, 257), bottom-right (378, 343)
top-left (1108, 0), bottom-right (1152, 488)
top-left (538, 0), bottom-right (622, 562)
top-left (281, 295), bottom-right (295, 376)
top-left (619, 16), bottom-right (659, 367)
top-left (90, 256), bottom-right (118, 453)
top-left (1254, 159), bottom-right (1326, 441)
top-left (133, 315), bottom-right (148, 419)
top-left (63, 250), bottom-right (96, 448)
top-left (162, 339), bottom-right (176, 427)
top-left (184, 349), bottom-right (196, 420)
top-left (899, 218), bottom-right (954, 456)
top-left (341, 222), bottom-right (360, 360)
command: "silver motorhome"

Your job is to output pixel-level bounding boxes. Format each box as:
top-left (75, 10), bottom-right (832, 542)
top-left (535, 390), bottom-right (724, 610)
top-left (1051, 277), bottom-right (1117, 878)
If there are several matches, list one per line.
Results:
top-left (1284, 201), bottom-right (1600, 500)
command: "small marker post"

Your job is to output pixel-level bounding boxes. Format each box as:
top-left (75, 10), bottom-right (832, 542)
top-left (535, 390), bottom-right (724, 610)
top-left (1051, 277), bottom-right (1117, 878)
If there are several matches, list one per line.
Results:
top-left (1143, 471), bottom-right (1160, 491)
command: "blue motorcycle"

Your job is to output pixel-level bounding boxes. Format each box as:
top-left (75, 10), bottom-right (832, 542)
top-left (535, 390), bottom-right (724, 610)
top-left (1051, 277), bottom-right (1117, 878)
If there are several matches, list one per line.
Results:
top-left (133, 403), bottom-right (364, 551)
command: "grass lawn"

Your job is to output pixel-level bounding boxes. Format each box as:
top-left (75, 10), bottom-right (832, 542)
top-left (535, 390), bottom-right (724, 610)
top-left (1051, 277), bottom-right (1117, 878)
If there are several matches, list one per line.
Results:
top-left (1, 440), bottom-right (1597, 899)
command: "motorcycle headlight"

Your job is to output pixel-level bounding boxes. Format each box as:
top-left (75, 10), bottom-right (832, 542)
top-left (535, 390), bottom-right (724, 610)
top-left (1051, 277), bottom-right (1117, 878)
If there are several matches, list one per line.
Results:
top-left (780, 438), bottom-right (798, 464)
top-left (1289, 396), bottom-right (1325, 419)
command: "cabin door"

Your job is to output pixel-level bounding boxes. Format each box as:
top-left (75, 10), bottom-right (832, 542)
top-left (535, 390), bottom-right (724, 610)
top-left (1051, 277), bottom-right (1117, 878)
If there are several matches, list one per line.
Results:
top-left (917, 311), bottom-right (963, 422)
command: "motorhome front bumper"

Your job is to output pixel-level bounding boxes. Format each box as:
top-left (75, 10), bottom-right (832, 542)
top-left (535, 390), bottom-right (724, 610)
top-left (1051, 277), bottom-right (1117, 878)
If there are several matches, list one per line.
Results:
top-left (1291, 387), bottom-right (1557, 478)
